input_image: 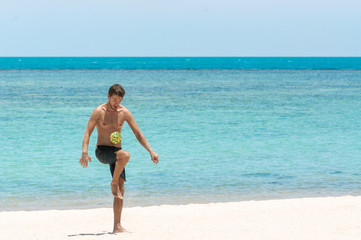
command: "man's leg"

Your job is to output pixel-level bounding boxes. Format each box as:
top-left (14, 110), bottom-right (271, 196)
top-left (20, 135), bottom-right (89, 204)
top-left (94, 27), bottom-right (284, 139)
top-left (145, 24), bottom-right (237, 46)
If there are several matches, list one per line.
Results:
top-left (113, 177), bottom-right (127, 233)
top-left (111, 150), bottom-right (130, 199)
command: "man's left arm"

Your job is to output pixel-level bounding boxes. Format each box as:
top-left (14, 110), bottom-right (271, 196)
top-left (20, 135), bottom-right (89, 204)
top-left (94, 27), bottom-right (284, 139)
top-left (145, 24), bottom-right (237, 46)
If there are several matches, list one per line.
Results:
top-left (126, 111), bottom-right (159, 164)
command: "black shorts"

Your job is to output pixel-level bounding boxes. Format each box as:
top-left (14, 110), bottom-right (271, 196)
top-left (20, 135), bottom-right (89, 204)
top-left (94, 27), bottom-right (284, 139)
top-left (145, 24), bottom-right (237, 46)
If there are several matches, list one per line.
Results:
top-left (95, 145), bottom-right (126, 181)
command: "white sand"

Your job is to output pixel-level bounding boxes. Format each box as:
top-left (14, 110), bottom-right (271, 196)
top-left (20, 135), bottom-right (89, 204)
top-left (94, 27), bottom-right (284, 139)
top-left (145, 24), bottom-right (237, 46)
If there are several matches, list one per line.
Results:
top-left (1, 196), bottom-right (361, 240)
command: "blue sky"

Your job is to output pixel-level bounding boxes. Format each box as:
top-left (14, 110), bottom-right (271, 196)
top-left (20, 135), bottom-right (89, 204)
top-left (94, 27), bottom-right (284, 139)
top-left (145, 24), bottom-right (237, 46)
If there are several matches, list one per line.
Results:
top-left (1, 0), bottom-right (360, 56)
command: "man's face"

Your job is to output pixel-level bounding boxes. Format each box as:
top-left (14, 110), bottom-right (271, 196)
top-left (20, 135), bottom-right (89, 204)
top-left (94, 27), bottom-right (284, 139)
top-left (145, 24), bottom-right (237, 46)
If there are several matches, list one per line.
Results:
top-left (108, 94), bottom-right (123, 110)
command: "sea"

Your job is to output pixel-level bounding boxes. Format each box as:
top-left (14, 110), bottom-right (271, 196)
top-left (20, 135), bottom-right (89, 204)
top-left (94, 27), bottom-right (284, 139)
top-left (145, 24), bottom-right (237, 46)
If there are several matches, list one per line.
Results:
top-left (1, 57), bottom-right (361, 211)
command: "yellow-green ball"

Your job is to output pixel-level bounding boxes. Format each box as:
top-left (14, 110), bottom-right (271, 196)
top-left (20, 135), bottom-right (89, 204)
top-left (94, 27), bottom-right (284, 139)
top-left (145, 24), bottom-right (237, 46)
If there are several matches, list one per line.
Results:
top-left (110, 132), bottom-right (122, 144)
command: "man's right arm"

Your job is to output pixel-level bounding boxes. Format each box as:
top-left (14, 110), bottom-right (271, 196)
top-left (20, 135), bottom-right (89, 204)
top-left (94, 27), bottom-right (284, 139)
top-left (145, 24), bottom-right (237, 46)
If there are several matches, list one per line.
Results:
top-left (79, 108), bottom-right (98, 168)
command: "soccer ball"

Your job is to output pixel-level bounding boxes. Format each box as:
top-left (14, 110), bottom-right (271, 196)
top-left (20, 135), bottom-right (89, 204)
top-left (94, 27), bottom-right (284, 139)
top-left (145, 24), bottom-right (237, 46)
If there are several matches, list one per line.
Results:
top-left (110, 131), bottom-right (122, 144)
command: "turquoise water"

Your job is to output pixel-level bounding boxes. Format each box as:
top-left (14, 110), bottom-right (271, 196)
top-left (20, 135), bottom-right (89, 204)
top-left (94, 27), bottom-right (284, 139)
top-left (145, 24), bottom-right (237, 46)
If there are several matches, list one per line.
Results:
top-left (1, 58), bottom-right (361, 211)
top-left (1, 57), bottom-right (361, 70)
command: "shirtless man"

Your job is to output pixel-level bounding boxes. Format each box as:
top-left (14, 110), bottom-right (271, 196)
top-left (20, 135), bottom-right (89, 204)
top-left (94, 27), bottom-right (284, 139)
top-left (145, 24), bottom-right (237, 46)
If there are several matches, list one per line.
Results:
top-left (79, 84), bottom-right (159, 233)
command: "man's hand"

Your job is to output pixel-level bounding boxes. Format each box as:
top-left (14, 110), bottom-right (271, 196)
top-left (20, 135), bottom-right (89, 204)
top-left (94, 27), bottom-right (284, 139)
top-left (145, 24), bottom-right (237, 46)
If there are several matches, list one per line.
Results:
top-left (80, 152), bottom-right (91, 168)
top-left (150, 151), bottom-right (159, 164)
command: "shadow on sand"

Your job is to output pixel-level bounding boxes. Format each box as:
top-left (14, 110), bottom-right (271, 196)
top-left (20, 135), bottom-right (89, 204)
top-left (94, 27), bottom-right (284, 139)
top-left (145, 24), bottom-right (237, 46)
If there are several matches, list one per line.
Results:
top-left (68, 232), bottom-right (112, 237)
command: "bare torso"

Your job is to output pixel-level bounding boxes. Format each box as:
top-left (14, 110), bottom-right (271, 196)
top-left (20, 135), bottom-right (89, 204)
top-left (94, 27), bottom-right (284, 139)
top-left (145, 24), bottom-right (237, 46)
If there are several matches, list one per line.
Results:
top-left (95, 103), bottom-right (127, 148)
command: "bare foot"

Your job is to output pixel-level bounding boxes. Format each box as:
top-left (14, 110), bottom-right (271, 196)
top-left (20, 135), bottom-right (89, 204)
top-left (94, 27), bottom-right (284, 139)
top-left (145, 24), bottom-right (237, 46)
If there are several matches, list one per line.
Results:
top-left (110, 182), bottom-right (123, 199)
top-left (113, 224), bottom-right (129, 234)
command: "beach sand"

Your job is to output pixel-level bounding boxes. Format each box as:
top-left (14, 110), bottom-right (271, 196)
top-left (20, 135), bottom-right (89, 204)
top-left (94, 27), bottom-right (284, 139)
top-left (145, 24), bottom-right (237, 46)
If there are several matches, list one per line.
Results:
top-left (1, 195), bottom-right (361, 240)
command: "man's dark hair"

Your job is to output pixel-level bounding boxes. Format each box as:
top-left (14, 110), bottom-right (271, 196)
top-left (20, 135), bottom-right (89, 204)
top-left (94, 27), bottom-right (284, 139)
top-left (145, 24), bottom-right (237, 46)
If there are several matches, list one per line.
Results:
top-left (108, 84), bottom-right (125, 97)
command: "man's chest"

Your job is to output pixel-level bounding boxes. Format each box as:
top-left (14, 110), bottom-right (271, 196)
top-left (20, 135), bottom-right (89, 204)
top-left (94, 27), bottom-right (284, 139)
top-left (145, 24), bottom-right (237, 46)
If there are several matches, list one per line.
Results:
top-left (99, 112), bottom-right (125, 128)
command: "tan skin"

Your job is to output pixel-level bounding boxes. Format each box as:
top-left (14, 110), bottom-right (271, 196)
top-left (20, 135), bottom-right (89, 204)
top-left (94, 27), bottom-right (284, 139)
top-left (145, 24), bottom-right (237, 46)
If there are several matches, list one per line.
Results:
top-left (79, 94), bottom-right (159, 233)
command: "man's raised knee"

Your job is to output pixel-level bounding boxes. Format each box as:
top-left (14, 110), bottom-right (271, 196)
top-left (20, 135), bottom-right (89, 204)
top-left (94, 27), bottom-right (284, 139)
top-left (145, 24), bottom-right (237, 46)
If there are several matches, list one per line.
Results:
top-left (116, 150), bottom-right (130, 162)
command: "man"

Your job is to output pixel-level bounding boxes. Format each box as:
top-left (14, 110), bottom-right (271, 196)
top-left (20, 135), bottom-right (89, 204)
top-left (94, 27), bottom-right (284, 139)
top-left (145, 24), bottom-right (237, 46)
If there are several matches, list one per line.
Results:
top-left (79, 84), bottom-right (159, 233)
